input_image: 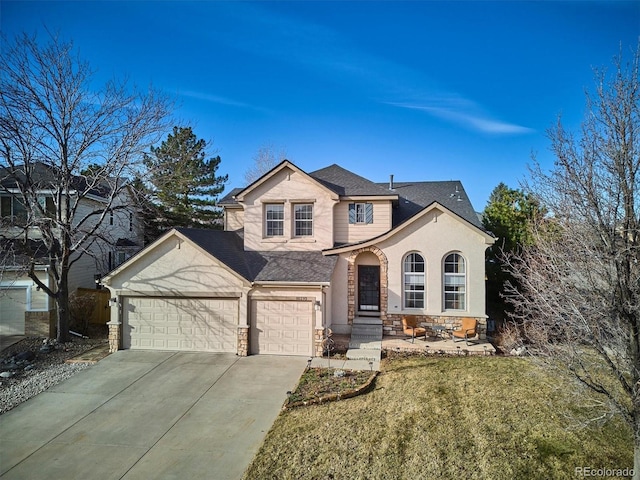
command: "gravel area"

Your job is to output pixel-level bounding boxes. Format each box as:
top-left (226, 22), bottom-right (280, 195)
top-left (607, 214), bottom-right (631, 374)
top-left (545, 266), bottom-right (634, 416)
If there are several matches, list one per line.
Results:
top-left (0, 335), bottom-right (108, 415)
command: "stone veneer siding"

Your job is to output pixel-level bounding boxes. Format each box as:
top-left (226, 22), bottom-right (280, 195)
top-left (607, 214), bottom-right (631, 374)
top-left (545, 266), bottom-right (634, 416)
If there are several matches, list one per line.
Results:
top-left (384, 314), bottom-right (487, 340)
top-left (108, 321), bottom-right (121, 353)
top-left (347, 246), bottom-right (388, 324)
top-left (237, 327), bottom-right (249, 356)
top-left (314, 328), bottom-right (324, 357)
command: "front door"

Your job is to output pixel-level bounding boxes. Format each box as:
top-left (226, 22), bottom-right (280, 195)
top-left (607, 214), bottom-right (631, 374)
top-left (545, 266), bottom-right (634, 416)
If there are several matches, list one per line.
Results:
top-left (358, 265), bottom-right (380, 313)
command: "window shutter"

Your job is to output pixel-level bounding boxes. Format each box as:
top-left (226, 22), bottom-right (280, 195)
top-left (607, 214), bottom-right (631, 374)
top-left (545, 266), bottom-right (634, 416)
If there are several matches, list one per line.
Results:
top-left (365, 203), bottom-right (373, 224)
top-left (348, 203), bottom-right (356, 224)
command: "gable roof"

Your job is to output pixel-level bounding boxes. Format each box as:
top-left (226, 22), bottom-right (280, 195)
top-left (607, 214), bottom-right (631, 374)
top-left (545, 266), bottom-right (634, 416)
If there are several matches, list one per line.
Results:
top-left (231, 160), bottom-right (339, 203)
top-left (324, 201), bottom-right (495, 255)
top-left (105, 227), bottom-right (337, 285)
top-left (218, 163), bottom-right (481, 229)
top-left (384, 181), bottom-right (482, 228)
top-left (308, 164), bottom-right (397, 197)
top-left (177, 228), bottom-right (337, 283)
top-left (1, 162), bottom-right (121, 200)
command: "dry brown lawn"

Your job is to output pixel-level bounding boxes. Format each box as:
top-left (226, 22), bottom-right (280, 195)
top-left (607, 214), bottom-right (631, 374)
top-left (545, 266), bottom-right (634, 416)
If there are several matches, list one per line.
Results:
top-left (243, 355), bottom-right (632, 480)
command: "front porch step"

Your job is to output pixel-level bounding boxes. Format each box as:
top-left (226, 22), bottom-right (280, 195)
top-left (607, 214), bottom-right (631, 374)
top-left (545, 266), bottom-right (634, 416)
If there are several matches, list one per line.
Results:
top-left (353, 317), bottom-right (383, 326)
top-left (346, 348), bottom-right (381, 361)
top-left (346, 317), bottom-right (383, 364)
top-left (351, 325), bottom-right (383, 337)
top-left (349, 339), bottom-right (382, 350)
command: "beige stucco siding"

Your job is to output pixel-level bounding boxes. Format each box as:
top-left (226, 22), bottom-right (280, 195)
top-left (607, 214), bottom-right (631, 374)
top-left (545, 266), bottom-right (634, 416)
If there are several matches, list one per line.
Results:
top-left (240, 166), bottom-right (338, 251)
top-left (107, 235), bottom-right (248, 295)
top-left (382, 209), bottom-right (488, 319)
top-left (225, 207), bottom-right (244, 232)
top-left (105, 233), bottom-right (251, 329)
top-left (333, 199), bottom-right (392, 245)
top-left (328, 208), bottom-right (491, 332)
top-left (328, 257), bottom-right (349, 333)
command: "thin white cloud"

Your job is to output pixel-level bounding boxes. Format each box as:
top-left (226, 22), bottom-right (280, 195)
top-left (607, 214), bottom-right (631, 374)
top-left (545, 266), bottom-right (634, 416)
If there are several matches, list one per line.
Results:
top-left (179, 90), bottom-right (267, 112)
top-left (388, 102), bottom-right (534, 135)
top-left (216, 4), bottom-right (533, 134)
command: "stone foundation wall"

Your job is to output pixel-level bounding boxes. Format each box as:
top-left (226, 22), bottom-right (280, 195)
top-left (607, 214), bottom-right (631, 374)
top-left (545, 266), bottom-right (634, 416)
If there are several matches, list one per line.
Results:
top-left (25, 310), bottom-right (56, 338)
top-left (237, 327), bottom-right (249, 356)
top-left (384, 314), bottom-right (486, 339)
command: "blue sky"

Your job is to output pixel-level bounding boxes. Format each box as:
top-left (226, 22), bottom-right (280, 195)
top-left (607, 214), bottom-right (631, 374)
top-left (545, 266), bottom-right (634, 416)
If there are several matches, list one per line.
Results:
top-left (3, 1), bottom-right (639, 211)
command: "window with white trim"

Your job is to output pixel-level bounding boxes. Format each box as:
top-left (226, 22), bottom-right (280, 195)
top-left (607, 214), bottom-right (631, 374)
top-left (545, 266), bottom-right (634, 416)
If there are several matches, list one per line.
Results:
top-left (294, 203), bottom-right (313, 237)
top-left (1, 195), bottom-right (27, 222)
top-left (444, 253), bottom-right (466, 310)
top-left (265, 204), bottom-right (284, 237)
top-left (349, 202), bottom-right (373, 224)
top-left (403, 252), bottom-right (425, 309)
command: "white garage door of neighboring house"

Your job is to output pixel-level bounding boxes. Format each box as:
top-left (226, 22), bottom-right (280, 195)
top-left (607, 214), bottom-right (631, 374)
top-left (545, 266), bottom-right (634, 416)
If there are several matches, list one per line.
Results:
top-left (251, 300), bottom-right (313, 356)
top-left (123, 297), bottom-right (238, 352)
top-left (0, 288), bottom-right (27, 336)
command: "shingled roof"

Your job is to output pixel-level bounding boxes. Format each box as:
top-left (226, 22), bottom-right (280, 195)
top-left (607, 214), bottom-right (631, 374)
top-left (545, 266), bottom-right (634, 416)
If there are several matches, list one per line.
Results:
top-left (381, 181), bottom-right (482, 228)
top-left (308, 164), bottom-right (396, 197)
top-left (175, 228), bottom-right (337, 283)
top-left (1, 162), bottom-right (117, 199)
top-left (219, 163), bottom-right (482, 229)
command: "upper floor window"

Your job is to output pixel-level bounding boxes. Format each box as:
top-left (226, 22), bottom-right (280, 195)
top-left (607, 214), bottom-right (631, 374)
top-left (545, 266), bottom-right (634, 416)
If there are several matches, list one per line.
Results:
top-left (444, 253), bottom-right (466, 310)
top-left (37, 195), bottom-right (55, 217)
top-left (1, 195), bottom-right (28, 222)
top-left (129, 212), bottom-right (134, 232)
top-left (349, 202), bottom-right (373, 224)
top-left (294, 204), bottom-right (313, 237)
top-left (265, 203), bottom-right (284, 237)
top-left (403, 252), bottom-right (425, 309)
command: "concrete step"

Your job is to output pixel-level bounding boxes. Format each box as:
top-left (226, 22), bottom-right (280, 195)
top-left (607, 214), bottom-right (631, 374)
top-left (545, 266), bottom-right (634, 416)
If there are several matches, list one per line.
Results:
top-left (353, 317), bottom-right (383, 326)
top-left (346, 348), bottom-right (381, 361)
top-left (351, 325), bottom-right (383, 337)
top-left (349, 339), bottom-right (382, 350)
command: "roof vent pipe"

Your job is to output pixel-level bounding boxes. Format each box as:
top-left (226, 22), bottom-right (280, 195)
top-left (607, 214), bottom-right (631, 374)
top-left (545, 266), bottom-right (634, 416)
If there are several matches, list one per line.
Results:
top-left (389, 174), bottom-right (394, 190)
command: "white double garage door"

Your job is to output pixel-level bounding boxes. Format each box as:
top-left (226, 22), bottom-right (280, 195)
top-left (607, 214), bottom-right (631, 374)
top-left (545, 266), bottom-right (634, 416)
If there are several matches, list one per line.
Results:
top-left (123, 296), bottom-right (314, 356)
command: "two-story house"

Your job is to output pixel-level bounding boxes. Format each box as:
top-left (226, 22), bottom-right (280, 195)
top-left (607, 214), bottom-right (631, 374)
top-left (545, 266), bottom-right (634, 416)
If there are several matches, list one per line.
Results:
top-left (102, 160), bottom-right (495, 356)
top-left (0, 163), bottom-right (144, 335)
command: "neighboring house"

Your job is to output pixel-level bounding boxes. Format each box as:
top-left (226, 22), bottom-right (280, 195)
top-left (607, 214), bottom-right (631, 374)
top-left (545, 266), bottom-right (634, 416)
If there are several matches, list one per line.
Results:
top-left (102, 161), bottom-right (495, 357)
top-left (0, 164), bottom-right (144, 335)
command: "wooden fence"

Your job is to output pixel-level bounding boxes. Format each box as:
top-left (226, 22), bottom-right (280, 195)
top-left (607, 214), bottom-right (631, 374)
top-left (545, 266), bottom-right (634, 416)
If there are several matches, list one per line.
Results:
top-left (76, 288), bottom-right (111, 324)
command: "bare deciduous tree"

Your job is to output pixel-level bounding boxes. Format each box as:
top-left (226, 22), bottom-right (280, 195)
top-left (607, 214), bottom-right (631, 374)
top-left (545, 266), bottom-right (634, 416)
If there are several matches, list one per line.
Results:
top-left (505, 44), bottom-right (640, 474)
top-left (0, 32), bottom-right (172, 342)
top-left (244, 143), bottom-right (287, 185)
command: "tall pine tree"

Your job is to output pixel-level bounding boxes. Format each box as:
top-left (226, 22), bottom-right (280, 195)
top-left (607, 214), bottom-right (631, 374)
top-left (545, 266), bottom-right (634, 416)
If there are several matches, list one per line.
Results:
top-left (144, 126), bottom-right (228, 229)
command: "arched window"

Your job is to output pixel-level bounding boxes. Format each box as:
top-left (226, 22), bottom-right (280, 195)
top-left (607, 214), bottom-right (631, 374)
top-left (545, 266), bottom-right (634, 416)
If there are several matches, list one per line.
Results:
top-left (403, 253), bottom-right (425, 309)
top-left (444, 253), bottom-right (466, 310)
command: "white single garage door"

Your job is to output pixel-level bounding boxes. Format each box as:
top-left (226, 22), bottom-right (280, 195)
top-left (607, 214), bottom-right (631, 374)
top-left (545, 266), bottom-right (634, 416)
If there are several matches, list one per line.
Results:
top-left (0, 288), bottom-right (27, 335)
top-left (123, 297), bottom-right (238, 352)
top-left (251, 299), bottom-right (313, 356)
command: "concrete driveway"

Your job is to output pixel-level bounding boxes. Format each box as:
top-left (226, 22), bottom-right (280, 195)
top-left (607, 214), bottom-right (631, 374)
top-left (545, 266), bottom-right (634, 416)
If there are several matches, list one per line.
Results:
top-left (0, 351), bottom-right (307, 480)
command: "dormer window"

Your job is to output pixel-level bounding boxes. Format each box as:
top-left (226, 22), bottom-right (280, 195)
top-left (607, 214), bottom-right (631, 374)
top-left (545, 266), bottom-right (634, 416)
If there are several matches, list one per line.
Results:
top-left (265, 203), bottom-right (284, 237)
top-left (349, 202), bottom-right (373, 224)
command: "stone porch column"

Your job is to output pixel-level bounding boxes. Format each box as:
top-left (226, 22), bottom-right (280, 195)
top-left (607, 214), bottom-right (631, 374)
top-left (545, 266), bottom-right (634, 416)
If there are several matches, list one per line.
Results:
top-left (107, 320), bottom-right (121, 353)
top-left (237, 326), bottom-right (249, 356)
